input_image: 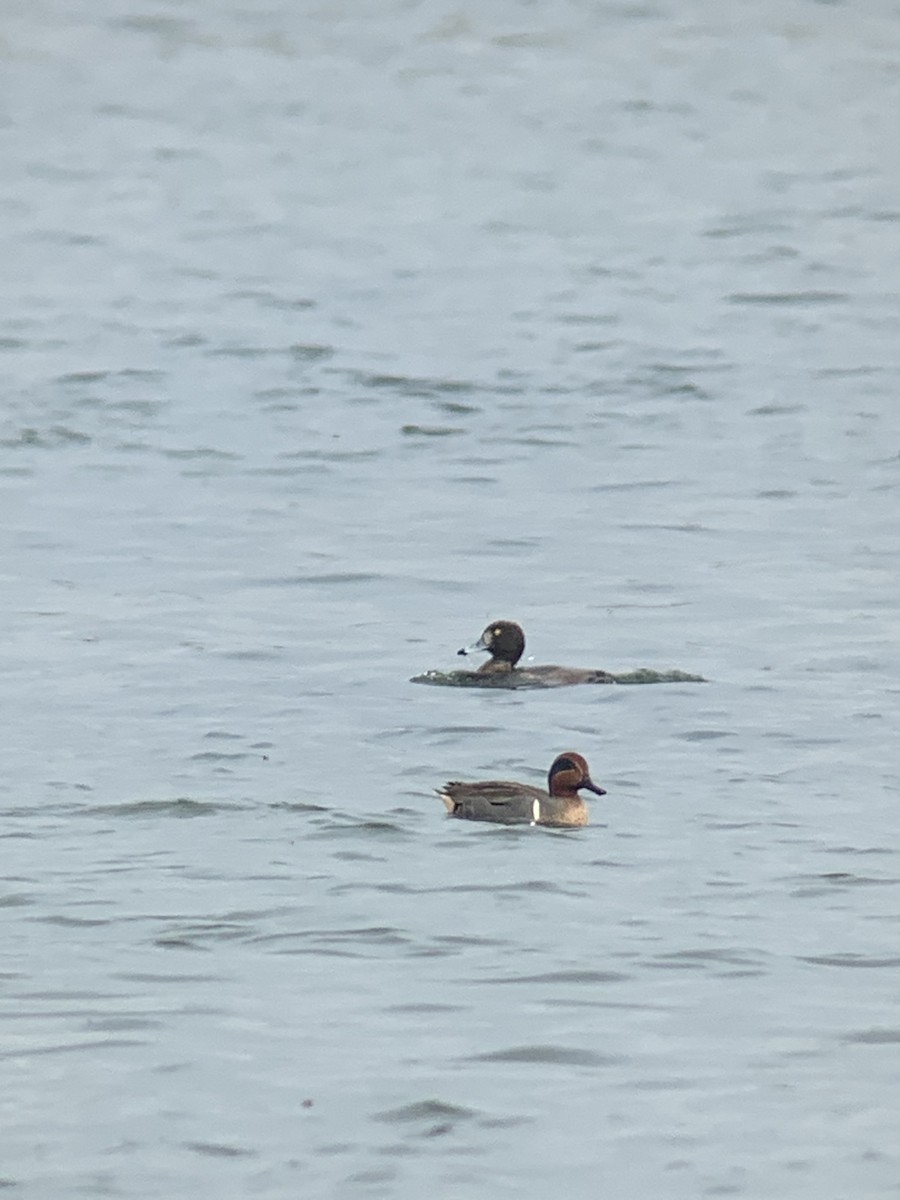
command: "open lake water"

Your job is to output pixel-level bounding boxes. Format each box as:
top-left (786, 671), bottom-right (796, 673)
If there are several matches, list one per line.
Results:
top-left (2, 1), bottom-right (900, 1196)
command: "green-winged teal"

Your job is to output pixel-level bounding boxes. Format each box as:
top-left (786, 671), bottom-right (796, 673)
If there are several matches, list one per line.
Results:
top-left (438, 751), bottom-right (606, 827)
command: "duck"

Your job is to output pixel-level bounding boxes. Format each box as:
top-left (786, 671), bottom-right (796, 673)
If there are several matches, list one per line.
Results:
top-left (438, 751), bottom-right (606, 827)
top-left (409, 619), bottom-right (706, 687)
top-left (457, 620), bottom-right (616, 685)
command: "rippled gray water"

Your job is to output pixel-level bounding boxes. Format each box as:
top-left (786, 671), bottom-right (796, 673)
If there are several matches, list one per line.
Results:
top-left (3, 2), bottom-right (900, 1197)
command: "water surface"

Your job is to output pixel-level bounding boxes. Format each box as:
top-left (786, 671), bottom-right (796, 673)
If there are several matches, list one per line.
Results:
top-left (2, 2), bottom-right (900, 1197)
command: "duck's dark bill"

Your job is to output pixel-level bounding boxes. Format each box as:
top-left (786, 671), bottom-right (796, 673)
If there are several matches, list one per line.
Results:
top-left (457, 636), bottom-right (488, 657)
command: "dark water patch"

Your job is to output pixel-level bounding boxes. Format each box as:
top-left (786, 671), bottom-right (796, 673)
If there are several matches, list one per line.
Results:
top-left (99, 399), bottom-right (167, 420)
top-left (804, 655), bottom-right (883, 674)
top-left (159, 921), bottom-right (253, 945)
top-left (573, 340), bottom-right (616, 353)
top-left (1, 426), bottom-right (91, 449)
top-left (16, 988), bottom-right (131, 1002)
top-left (185, 1142), bottom-right (255, 1159)
top-left (0, 893), bottom-right (32, 908)
top-left (468, 1045), bottom-right (619, 1067)
top-left (558, 311), bottom-right (618, 326)
top-left (314, 1140), bottom-right (356, 1157)
top-left (36, 914), bottom-right (109, 928)
top-left (243, 293), bottom-right (315, 311)
top-left (328, 881), bottom-right (422, 896)
top-left (801, 954), bottom-right (900, 969)
top-left (493, 30), bottom-right (565, 48)
top-left (443, 825), bottom-right (586, 844)
top-left (56, 368), bottom-right (165, 385)
top-left (353, 371), bottom-right (476, 398)
top-left (82, 798), bottom-right (234, 818)
top-left (444, 879), bottom-right (583, 895)
top-left (678, 729), bottom-right (732, 742)
top-left (166, 332), bottom-right (206, 348)
top-left (155, 922), bottom-right (260, 952)
top-left (84, 1015), bottom-right (162, 1032)
top-left (162, 446), bottom-right (240, 461)
top-left (508, 433), bottom-right (580, 448)
top-left (270, 801), bottom-right (331, 814)
top-left (820, 845), bottom-right (896, 858)
top-left (705, 820), bottom-right (765, 831)
top-left (484, 970), bottom-right (627, 985)
top-left (591, 479), bottom-right (682, 492)
top-left (435, 400), bottom-right (480, 414)
top-left (1, 803), bottom-right (86, 822)
top-left (386, 1003), bottom-right (462, 1014)
top-left (346, 1168), bottom-right (396, 1185)
top-left (378, 723), bottom-right (501, 738)
top-left (289, 343), bottom-right (332, 361)
top-left (331, 851), bottom-right (391, 864)
top-left (814, 365), bottom-right (882, 378)
top-left (705, 214), bottom-right (794, 239)
top-left (255, 385), bottom-right (320, 408)
top-left (54, 367), bottom-right (110, 381)
top-left (748, 403), bottom-right (807, 416)
top-left (401, 424), bottom-right (464, 437)
top-left (0, 1038), bottom-right (144, 1060)
top-left (335, 878), bottom-right (582, 899)
top-left (112, 14), bottom-right (195, 35)
top-left (843, 1029), bottom-right (900, 1045)
top-left (214, 649), bottom-right (282, 662)
top-left (787, 873), bottom-right (899, 897)
top-left (623, 1076), bottom-right (697, 1092)
top-left (619, 522), bottom-right (708, 534)
top-left (306, 816), bottom-right (412, 841)
top-left (115, 972), bottom-right (225, 985)
top-left (484, 536), bottom-right (540, 551)
top-left (207, 345), bottom-right (286, 360)
top-left (648, 948), bottom-right (764, 971)
top-left (764, 732), bottom-right (841, 747)
top-left (244, 572), bottom-right (384, 587)
top-left (189, 750), bottom-right (254, 761)
top-left (374, 1099), bottom-right (477, 1125)
top-left (727, 291), bottom-right (847, 306)
top-left (29, 230), bottom-right (103, 246)
top-left (249, 926), bottom-right (413, 957)
top-left (647, 380), bottom-right (712, 402)
top-left (434, 934), bottom-right (509, 949)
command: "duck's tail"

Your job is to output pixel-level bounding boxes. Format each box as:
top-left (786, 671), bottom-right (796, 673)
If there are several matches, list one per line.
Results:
top-left (436, 788), bottom-right (458, 814)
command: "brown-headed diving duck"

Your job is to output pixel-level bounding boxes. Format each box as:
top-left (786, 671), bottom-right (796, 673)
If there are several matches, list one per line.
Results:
top-left (410, 619), bottom-right (705, 687)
